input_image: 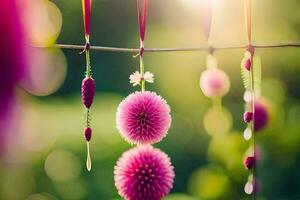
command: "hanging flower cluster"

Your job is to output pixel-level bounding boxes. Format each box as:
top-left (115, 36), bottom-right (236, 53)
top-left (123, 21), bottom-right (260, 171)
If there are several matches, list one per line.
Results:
top-left (81, 0), bottom-right (94, 171)
top-left (199, 0), bottom-right (231, 137)
top-left (241, 47), bottom-right (270, 194)
top-left (114, 1), bottom-right (174, 199)
top-left (241, 0), bottom-right (258, 194)
top-left (199, 0), bottom-right (231, 139)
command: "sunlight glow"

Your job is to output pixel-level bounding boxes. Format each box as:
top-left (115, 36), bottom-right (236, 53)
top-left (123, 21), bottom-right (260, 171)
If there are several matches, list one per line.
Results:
top-left (178, 0), bottom-right (212, 11)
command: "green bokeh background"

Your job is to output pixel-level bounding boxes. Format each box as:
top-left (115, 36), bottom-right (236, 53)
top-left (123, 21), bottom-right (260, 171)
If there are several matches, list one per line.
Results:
top-left (2, 0), bottom-right (300, 199)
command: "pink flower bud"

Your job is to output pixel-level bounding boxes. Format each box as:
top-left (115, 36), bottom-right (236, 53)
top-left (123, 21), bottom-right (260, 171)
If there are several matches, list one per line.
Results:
top-left (84, 127), bottom-right (92, 141)
top-left (244, 111), bottom-right (253, 123)
top-left (199, 68), bottom-right (230, 98)
top-left (244, 58), bottom-right (252, 71)
top-left (244, 156), bottom-right (255, 170)
top-left (81, 77), bottom-right (95, 108)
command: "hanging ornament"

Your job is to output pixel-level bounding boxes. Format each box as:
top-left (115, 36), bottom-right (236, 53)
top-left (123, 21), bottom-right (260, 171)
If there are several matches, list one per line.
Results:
top-left (81, 0), bottom-right (94, 172)
top-left (200, 66), bottom-right (230, 98)
top-left (114, 1), bottom-right (174, 199)
top-left (199, 0), bottom-right (230, 99)
top-left (241, 0), bottom-right (263, 195)
top-left (199, 0), bottom-right (231, 136)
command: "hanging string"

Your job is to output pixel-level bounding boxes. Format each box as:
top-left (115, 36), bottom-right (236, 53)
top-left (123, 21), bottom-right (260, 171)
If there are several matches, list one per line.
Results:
top-left (81, 0), bottom-right (95, 172)
top-left (137, 0), bottom-right (150, 92)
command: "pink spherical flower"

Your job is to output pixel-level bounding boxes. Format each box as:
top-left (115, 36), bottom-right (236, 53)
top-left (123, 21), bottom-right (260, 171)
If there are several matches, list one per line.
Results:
top-left (199, 68), bottom-right (230, 98)
top-left (114, 145), bottom-right (175, 200)
top-left (116, 91), bottom-right (171, 144)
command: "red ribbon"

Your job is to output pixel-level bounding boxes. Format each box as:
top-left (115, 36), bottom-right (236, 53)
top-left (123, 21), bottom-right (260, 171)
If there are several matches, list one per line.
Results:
top-left (82, 0), bottom-right (91, 41)
top-left (137, 0), bottom-right (150, 57)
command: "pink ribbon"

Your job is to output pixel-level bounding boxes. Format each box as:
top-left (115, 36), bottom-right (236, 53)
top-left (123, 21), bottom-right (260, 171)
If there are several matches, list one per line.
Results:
top-left (137, 0), bottom-right (150, 57)
top-left (82, 0), bottom-right (91, 40)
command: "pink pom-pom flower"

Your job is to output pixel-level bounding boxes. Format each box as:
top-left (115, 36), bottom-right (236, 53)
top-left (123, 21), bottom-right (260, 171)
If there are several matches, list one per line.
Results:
top-left (114, 145), bottom-right (175, 200)
top-left (199, 68), bottom-right (230, 98)
top-left (81, 77), bottom-right (95, 109)
top-left (116, 91), bottom-right (171, 144)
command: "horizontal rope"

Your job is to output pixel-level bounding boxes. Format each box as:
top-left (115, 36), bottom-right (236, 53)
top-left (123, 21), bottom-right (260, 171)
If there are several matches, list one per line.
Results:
top-left (52, 41), bottom-right (300, 53)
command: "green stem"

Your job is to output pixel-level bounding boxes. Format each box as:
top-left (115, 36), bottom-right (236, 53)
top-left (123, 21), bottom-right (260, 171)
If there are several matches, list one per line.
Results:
top-left (86, 49), bottom-right (91, 77)
top-left (140, 57), bottom-right (145, 92)
top-left (249, 66), bottom-right (255, 152)
top-left (249, 56), bottom-right (256, 198)
top-left (86, 108), bottom-right (90, 127)
top-left (212, 97), bottom-right (222, 109)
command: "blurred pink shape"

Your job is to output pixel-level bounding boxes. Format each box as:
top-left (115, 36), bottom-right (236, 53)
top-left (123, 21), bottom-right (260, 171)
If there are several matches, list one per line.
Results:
top-left (0, 0), bottom-right (27, 150)
top-left (200, 68), bottom-right (230, 98)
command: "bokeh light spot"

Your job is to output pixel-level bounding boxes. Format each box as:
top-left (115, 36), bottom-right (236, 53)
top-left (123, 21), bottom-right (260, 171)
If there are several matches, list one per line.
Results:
top-left (24, 0), bottom-right (62, 46)
top-left (26, 193), bottom-right (58, 200)
top-left (44, 149), bottom-right (81, 182)
top-left (188, 166), bottom-right (230, 199)
top-left (203, 106), bottom-right (232, 136)
top-left (163, 193), bottom-right (198, 200)
top-left (21, 47), bottom-right (67, 96)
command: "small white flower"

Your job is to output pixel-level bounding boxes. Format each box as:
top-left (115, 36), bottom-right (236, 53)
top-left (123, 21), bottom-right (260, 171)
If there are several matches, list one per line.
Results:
top-left (129, 71), bottom-right (141, 86)
top-left (129, 71), bottom-right (154, 86)
top-left (243, 127), bottom-right (252, 141)
top-left (244, 181), bottom-right (254, 195)
top-left (143, 71), bottom-right (154, 83)
top-left (243, 90), bottom-right (252, 103)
